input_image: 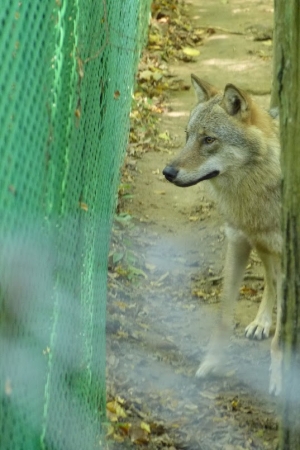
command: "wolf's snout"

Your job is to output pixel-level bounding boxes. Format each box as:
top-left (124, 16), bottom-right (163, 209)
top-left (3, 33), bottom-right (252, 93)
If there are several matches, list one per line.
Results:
top-left (163, 166), bottom-right (178, 182)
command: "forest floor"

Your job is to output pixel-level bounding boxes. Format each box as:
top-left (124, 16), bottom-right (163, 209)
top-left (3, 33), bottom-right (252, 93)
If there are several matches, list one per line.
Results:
top-left (106, 1), bottom-right (280, 449)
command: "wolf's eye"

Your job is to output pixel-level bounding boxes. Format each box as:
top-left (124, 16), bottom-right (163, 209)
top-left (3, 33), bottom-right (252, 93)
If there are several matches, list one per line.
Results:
top-left (204, 136), bottom-right (215, 144)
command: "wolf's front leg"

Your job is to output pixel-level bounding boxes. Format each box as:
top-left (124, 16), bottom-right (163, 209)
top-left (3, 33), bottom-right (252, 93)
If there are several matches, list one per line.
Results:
top-left (196, 228), bottom-right (252, 378)
top-left (245, 251), bottom-right (279, 340)
top-left (269, 268), bottom-right (282, 395)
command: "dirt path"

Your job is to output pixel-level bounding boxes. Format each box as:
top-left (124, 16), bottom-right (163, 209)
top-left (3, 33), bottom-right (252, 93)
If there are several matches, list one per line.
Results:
top-left (107, 1), bottom-right (279, 449)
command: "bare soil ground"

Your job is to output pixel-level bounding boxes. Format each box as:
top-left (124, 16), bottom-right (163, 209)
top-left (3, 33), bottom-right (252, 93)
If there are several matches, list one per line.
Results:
top-left (106, 1), bottom-right (280, 449)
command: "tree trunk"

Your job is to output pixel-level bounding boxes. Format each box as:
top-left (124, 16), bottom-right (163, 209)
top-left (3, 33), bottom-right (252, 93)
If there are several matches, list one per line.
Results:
top-left (270, 0), bottom-right (283, 108)
top-left (278, 1), bottom-right (300, 448)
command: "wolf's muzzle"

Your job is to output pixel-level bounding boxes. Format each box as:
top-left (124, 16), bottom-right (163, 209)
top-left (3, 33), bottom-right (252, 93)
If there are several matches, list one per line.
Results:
top-left (163, 166), bottom-right (178, 182)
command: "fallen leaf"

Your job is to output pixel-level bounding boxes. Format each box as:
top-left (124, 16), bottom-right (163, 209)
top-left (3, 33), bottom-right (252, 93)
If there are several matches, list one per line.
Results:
top-left (74, 108), bottom-right (81, 118)
top-left (182, 47), bottom-right (200, 57)
top-left (106, 424), bottom-right (115, 437)
top-left (148, 34), bottom-right (162, 45)
top-left (240, 285), bottom-right (257, 296)
top-left (106, 411), bottom-right (118, 422)
top-left (140, 421), bottom-right (151, 433)
top-left (113, 433), bottom-right (125, 443)
top-left (106, 400), bottom-right (127, 418)
top-left (139, 70), bottom-right (153, 81)
top-left (192, 289), bottom-right (206, 298)
top-left (152, 72), bottom-right (163, 81)
top-left (116, 396), bottom-right (126, 405)
top-left (263, 39), bottom-right (272, 46)
top-left (128, 266), bottom-right (148, 279)
top-left (118, 422), bottom-right (131, 435)
top-left (158, 132), bottom-right (170, 141)
top-left (231, 398), bottom-right (240, 411)
top-left (145, 263), bottom-right (156, 271)
top-left (79, 202), bottom-right (88, 211)
top-left (117, 330), bottom-right (129, 339)
top-left (130, 426), bottom-right (150, 445)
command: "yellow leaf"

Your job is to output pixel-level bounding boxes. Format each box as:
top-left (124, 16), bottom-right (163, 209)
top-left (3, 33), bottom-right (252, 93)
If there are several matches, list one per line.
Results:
top-left (106, 424), bottom-right (115, 437)
top-left (182, 47), bottom-right (200, 57)
top-left (79, 202), bottom-right (88, 211)
top-left (117, 330), bottom-right (129, 339)
top-left (158, 132), bottom-right (170, 141)
top-left (106, 411), bottom-right (118, 422)
top-left (116, 396), bottom-right (125, 405)
top-left (113, 433), bottom-right (125, 443)
top-left (106, 400), bottom-right (127, 418)
top-left (140, 421), bottom-right (151, 434)
top-left (148, 34), bottom-right (161, 45)
top-left (192, 289), bottom-right (206, 298)
top-left (106, 401), bottom-right (117, 414)
top-left (152, 72), bottom-right (163, 81)
top-left (263, 39), bottom-right (272, 46)
top-left (231, 399), bottom-right (239, 411)
top-left (149, 45), bottom-right (162, 50)
top-left (116, 403), bottom-right (127, 418)
top-left (139, 70), bottom-right (152, 81)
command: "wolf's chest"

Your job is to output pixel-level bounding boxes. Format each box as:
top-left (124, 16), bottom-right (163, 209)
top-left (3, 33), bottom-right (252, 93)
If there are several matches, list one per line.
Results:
top-left (214, 186), bottom-right (279, 234)
top-left (214, 187), bottom-right (281, 254)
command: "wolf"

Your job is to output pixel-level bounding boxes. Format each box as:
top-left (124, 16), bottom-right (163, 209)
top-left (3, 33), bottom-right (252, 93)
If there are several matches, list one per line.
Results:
top-left (163, 74), bottom-right (282, 395)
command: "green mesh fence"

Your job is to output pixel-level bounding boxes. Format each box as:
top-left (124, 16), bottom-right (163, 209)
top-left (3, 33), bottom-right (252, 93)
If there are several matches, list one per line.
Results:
top-left (0, 1), bottom-right (151, 449)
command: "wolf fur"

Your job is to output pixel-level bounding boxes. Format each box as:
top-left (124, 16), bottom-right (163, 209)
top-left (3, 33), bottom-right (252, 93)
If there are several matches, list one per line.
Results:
top-left (163, 74), bottom-right (282, 395)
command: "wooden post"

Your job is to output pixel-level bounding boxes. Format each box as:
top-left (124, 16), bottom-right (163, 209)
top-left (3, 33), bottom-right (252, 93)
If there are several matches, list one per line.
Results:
top-left (278, 1), bottom-right (300, 448)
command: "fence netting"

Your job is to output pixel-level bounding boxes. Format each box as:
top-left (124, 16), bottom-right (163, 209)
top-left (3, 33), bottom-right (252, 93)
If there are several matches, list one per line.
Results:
top-left (0, 1), bottom-right (151, 449)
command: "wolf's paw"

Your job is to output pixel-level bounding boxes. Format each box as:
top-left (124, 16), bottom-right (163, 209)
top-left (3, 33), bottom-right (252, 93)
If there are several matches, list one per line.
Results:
top-left (245, 315), bottom-right (271, 340)
top-left (269, 351), bottom-right (282, 396)
top-left (195, 355), bottom-right (224, 379)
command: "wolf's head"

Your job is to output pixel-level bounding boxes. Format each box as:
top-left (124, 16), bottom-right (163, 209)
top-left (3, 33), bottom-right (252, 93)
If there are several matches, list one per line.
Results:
top-left (163, 75), bottom-right (275, 187)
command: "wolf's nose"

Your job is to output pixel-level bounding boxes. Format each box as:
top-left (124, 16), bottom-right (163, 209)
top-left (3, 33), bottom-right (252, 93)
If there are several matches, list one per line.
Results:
top-left (163, 166), bottom-right (178, 182)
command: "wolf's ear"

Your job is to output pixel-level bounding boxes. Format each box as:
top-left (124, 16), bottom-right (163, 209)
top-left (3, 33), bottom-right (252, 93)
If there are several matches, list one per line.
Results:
top-left (191, 74), bottom-right (219, 103)
top-left (222, 84), bottom-right (250, 118)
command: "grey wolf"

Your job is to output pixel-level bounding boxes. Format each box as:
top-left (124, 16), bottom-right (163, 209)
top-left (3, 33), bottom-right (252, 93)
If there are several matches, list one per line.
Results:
top-left (163, 74), bottom-right (282, 395)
